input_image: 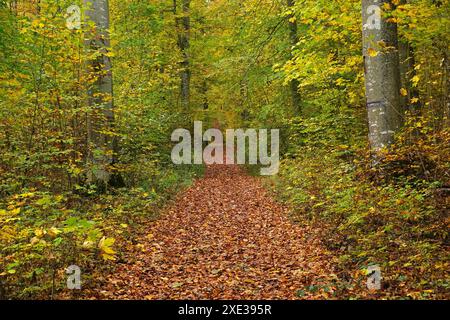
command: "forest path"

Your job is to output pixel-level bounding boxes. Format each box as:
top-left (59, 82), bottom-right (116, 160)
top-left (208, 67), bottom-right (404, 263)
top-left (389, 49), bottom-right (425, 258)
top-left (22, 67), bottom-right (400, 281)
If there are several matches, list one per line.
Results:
top-left (97, 164), bottom-right (334, 299)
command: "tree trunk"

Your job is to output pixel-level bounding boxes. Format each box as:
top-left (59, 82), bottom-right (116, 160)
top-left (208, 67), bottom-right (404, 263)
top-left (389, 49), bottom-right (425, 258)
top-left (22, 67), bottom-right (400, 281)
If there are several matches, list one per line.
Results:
top-left (398, 0), bottom-right (420, 112)
top-left (399, 40), bottom-right (420, 111)
top-left (174, 0), bottom-right (191, 110)
top-left (286, 0), bottom-right (301, 114)
top-left (84, 0), bottom-right (122, 188)
top-left (202, 79), bottom-right (209, 110)
top-left (362, 0), bottom-right (403, 151)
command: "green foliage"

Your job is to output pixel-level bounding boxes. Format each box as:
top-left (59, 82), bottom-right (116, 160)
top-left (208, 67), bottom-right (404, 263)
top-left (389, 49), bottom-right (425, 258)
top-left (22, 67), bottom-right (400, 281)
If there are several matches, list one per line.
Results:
top-left (0, 0), bottom-right (204, 299)
top-left (269, 120), bottom-right (449, 298)
top-left (0, 0), bottom-right (448, 300)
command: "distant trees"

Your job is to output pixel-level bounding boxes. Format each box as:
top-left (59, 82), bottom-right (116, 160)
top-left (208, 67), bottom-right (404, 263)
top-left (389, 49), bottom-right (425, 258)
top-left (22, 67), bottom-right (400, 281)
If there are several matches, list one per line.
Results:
top-left (174, 0), bottom-right (191, 110)
top-left (286, 0), bottom-right (301, 114)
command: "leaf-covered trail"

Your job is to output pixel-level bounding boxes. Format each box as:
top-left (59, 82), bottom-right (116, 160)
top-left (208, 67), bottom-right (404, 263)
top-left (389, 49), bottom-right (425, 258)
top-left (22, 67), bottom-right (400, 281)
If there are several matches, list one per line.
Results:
top-left (98, 164), bottom-right (334, 299)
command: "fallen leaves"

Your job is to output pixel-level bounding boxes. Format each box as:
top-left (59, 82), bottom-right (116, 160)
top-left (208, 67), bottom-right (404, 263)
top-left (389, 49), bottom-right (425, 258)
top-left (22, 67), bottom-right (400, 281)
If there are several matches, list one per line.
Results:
top-left (92, 164), bottom-right (334, 299)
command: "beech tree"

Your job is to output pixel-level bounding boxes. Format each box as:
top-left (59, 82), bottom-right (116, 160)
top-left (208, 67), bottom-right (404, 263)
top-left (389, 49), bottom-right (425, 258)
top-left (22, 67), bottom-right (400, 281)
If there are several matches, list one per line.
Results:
top-left (286, 0), bottom-right (301, 114)
top-left (362, 0), bottom-right (403, 151)
top-left (84, 0), bottom-right (120, 187)
top-left (174, 0), bottom-right (191, 110)
top-left (0, 0), bottom-right (448, 300)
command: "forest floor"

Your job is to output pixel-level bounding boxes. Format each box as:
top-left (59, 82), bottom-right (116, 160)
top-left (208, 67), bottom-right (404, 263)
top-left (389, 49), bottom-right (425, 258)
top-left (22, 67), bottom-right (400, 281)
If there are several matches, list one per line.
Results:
top-left (90, 164), bottom-right (336, 299)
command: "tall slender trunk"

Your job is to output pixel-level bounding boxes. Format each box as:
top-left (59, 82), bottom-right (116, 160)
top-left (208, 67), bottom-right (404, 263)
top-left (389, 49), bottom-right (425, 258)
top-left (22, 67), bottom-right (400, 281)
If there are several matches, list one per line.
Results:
top-left (174, 0), bottom-right (191, 110)
top-left (398, 0), bottom-right (420, 112)
top-left (84, 0), bottom-right (121, 188)
top-left (399, 40), bottom-right (420, 111)
top-left (362, 0), bottom-right (403, 151)
top-left (286, 0), bottom-right (301, 114)
top-left (202, 79), bottom-right (209, 110)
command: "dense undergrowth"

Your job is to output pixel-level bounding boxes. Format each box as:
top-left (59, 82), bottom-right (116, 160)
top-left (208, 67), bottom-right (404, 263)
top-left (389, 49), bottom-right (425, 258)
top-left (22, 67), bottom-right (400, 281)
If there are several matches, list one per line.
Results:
top-left (0, 164), bottom-right (203, 299)
top-left (1, 0), bottom-right (448, 300)
top-left (268, 115), bottom-right (449, 299)
top-left (0, 0), bottom-right (205, 298)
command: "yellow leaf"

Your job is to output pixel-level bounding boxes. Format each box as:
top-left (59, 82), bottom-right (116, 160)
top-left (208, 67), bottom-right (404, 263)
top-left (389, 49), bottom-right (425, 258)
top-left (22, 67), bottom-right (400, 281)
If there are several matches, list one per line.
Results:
top-left (48, 227), bottom-right (61, 238)
top-left (34, 228), bottom-right (44, 237)
top-left (103, 246), bottom-right (116, 255)
top-left (368, 48), bottom-right (378, 57)
top-left (98, 236), bottom-right (115, 248)
top-left (98, 237), bottom-right (116, 260)
top-left (400, 88), bottom-right (408, 96)
top-left (102, 253), bottom-right (116, 261)
top-left (11, 208), bottom-right (21, 215)
top-left (82, 240), bottom-right (95, 249)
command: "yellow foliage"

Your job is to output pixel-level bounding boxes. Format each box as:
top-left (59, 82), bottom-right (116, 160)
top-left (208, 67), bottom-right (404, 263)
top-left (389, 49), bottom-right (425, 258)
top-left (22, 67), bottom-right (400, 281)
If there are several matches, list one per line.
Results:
top-left (98, 237), bottom-right (117, 261)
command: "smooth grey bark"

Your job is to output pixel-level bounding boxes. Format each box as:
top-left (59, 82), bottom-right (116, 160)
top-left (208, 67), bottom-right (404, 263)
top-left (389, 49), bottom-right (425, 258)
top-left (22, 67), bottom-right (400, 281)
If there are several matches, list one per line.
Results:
top-left (84, 0), bottom-right (120, 187)
top-left (286, 0), bottom-right (301, 114)
top-left (362, 0), bottom-right (403, 151)
top-left (174, 0), bottom-right (191, 110)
